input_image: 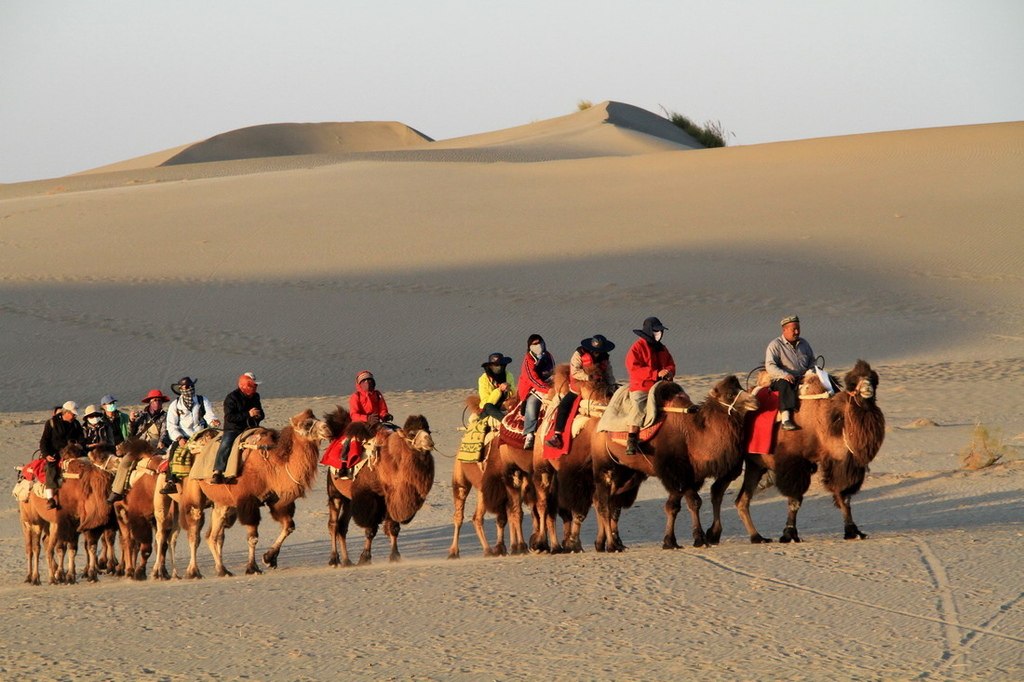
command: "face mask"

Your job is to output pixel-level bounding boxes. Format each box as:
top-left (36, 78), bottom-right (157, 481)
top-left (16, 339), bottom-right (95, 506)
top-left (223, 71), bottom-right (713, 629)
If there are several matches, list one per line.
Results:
top-left (653, 331), bottom-right (663, 343)
top-left (530, 343), bottom-right (543, 356)
top-left (88, 417), bottom-right (102, 425)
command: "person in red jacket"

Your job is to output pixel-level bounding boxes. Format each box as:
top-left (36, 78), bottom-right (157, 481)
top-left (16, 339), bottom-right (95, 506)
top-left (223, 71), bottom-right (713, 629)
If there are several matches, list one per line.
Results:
top-left (336, 371), bottom-right (393, 477)
top-left (624, 316), bottom-right (676, 455)
top-left (349, 371), bottom-right (392, 424)
top-left (518, 334), bottom-right (555, 449)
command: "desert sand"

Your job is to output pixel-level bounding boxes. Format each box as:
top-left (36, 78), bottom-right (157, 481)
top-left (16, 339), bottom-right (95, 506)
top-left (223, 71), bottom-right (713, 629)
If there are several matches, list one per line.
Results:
top-left (0, 101), bottom-right (1022, 680)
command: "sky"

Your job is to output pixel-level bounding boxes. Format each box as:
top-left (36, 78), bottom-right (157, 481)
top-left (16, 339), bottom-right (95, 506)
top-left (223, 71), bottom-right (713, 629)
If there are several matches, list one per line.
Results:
top-left (1, 0), bottom-right (1022, 184)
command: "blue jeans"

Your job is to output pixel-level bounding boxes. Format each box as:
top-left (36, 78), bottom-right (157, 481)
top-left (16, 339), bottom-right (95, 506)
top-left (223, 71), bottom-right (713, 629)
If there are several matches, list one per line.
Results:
top-left (523, 393), bottom-right (543, 435)
top-left (213, 431), bottom-right (239, 473)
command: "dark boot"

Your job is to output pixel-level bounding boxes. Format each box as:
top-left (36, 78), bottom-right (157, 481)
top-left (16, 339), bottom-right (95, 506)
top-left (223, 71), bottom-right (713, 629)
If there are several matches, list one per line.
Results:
top-left (625, 432), bottom-right (640, 456)
top-left (544, 433), bottom-right (563, 449)
top-left (781, 420), bottom-right (801, 431)
top-left (46, 497), bottom-right (59, 510)
top-left (260, 491), bottom-right (279, 507)
top-left (210, 472), bottom-right (225, 485)
top-left (106, 492), bottom-right (124, 504)
top-left (159, 477), bottom-right (179, 495)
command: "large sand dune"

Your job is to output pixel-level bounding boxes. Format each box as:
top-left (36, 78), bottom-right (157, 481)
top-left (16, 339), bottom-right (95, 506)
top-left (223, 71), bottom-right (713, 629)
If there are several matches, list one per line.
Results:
top-left (1, 103), bottom-right (1022, 680)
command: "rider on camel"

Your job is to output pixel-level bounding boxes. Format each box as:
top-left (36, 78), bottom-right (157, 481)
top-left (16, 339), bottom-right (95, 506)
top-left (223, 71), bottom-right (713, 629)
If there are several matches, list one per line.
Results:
top-left (160, 377), bottom-right (220, 494)
top-left (624, 316), bottom-right (676, 455)
top-left (39, 401), bottom-right (84, 509)
top-left (478, 353), bottom-right (516, 422)
top-left (518, 334), bottom-right (555, 450)
top-left (336, 371), bottom-right (393, 478)
top-left (544, 335), bottom-right (616, 450)
top-left (765, 315), bottom-right (815, 431)
top-left (210, 372), bottom-right (264, 485)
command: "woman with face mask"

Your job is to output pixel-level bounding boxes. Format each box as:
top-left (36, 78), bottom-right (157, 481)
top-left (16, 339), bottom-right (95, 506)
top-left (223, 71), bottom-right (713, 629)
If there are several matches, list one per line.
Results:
top-left (518, 334), bottom-right (555, 449)
top-left (82, 404), bottom-right (116, 459)
top-left (478, 352), bottom-right (516, 422)
top-left (624, 316), bottom-right (676, 456)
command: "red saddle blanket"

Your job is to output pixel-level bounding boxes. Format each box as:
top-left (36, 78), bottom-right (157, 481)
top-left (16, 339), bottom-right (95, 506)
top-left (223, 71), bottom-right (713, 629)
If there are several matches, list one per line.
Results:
top-left (604, 420), bottom-right (667, 446)
top-left (320, 437), bottom-right (363, 469)
top-left (498, 399), bottom-right (549, 451)
top-left (21, 458), bottom-right (46, 483)
top-left (542, 396), bottom-right (581, 461)
top-left (745, 387), bottom-right (780, 456)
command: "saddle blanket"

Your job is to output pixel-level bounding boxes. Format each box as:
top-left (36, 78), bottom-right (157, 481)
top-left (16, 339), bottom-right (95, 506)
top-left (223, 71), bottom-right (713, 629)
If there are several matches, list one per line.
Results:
top-left (188, 427), bottom-right (263, 480)
top-left (745, 386), bottom-right (779, 456)
top-left (597, 383), bottom-right (661, 433)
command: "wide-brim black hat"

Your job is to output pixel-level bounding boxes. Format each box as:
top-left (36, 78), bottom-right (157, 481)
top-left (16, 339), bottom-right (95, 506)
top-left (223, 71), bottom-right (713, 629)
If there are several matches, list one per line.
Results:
top-left (580, 334), bottom-right (615, 354)
top-left (171, 376), bottom-right (196, 395)
top-left (482, 352), bottom-right (513, 368)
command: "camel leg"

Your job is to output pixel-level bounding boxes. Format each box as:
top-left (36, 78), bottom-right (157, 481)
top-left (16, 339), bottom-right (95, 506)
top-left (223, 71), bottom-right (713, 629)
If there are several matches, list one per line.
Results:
top-left (507, 489), bottom-right (526, 556)
top-left (244, 522), bottom-right (263, 574)
top-left (532, 468), bottom-right (560, 553)
top-left (487, 493), bottom-right (508, 557)
top-left (358, 524), bottom-right (377, 565)
top-left (262, 502), bottom-right (296, 570)
top-left (683, 488), bottom-right (707, 548)
top-left (780, 495), bottom-right (803, 543)
top-left (707, 462), bottom-right (742, 545)
top-left (205, 505), bottom-right (234, 577)
top-left (327, 490), bottom-right (343, 566)
top-left (835, 492), bottom-right (867, 540)
top-left (81, 529), bottom-right (101, 583)
top-left (448, 482), bottom-right (469, 559)
top-left (23, 520), bottom-right (42, 586)
top-left (735, 462), bottom-right (772, 544)
top-left (183, 503), bottom-right (206, 579)
top-left (662, 490), bottom-right (682, 549)
top-left (468, 489), bottom-right (495, 556)
top-left (65, 536), bottom-right (80, 585)
top-left (385, 518), bottom-right (401, 563)
top-left (153, 501), bottom-right (175, 580)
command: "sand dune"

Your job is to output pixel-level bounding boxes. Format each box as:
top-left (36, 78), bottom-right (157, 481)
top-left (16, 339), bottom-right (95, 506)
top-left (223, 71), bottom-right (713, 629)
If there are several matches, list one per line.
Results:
top-left (1, 104), bottom-right (1023, 679)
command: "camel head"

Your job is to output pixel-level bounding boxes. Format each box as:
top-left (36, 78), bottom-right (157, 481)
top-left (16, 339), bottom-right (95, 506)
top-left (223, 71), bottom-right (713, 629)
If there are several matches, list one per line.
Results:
top-left (844, 360), bottom-right (879, 401)
top-left (709, 375), bottom-right (759, 416)
top-left (402, 415), bottom-right (434, 452)
top-left (290, 409), bottom-right (331, 441)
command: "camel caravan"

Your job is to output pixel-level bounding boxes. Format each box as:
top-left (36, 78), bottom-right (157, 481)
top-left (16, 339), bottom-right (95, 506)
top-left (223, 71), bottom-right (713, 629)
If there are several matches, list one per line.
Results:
top-left (13, 316), bottom-right (886, 586)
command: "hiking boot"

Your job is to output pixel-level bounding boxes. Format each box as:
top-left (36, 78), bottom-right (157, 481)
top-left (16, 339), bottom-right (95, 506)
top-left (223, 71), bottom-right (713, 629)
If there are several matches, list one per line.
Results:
top-left (106, 492), bottom-right (124, 504)
top-left (625, 434), bottom-right (640, 456)
top-left (210, 472), bottom-right (226, 485)
top-left (781, 419), bottom-right (801, 431)
top-left (159, 478), bottom-right (179, 495)
top-left (523, 434), bottom-right (535, 450)
top-left (544, 433), bottom-right (563, 449)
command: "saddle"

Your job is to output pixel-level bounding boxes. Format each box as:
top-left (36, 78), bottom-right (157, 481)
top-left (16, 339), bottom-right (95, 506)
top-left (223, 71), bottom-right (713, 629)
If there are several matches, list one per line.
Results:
top-left (540, 395), bottom-right (601, 461)
top-left (187, 427), bottom-right (266, 481)
top-left (497, 399), bottom-right (549, 450)
top-left (457, 415), bottom-right (499, 463)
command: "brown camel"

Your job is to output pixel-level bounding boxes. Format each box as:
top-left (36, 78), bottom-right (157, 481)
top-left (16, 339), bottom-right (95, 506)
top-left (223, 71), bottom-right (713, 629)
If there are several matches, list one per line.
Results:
top-left (530, 364), bottom-right (614, 553)
top-left (587, 376), bottom-right (759, 551)
top-left (448, 393), bottom-right (516, 559)
top-left (449, 443), bottom-right (510, 558)
top-left (180, 409), bottom-right (330, 578)
top-left (326, 411), bottom-right (434, 564)
top-left (84, 443), bottom-right (121, 576)
top-left (110, 438), bottom-right (177, 580)
top-left (450, 394), bottom-right (532, 558)
top-left (735, 360), bottom-right (886, 543)
top-left (19, 443), bottom-right (112, 585)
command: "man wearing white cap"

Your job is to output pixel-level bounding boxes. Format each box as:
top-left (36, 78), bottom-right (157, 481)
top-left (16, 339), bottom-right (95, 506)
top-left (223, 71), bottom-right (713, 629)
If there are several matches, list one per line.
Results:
top-left (765, 315), bottom-right (816, 430)
top-left (39, 401), bottom-right (85, 509)
top-left (210, 372), bottom-right (265, 485)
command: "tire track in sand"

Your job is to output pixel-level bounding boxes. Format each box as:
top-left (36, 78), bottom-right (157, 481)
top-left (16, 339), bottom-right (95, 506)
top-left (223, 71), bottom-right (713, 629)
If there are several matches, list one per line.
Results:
top-left (687, 553), bottom-right (1024, 645)
top-left (916, 536), bottom-right (1024, 678)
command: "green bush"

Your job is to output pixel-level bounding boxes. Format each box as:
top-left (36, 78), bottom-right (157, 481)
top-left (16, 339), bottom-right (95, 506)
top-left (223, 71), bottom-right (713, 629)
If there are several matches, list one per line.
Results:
top-left (660, 106), bottom-right (730, 148)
